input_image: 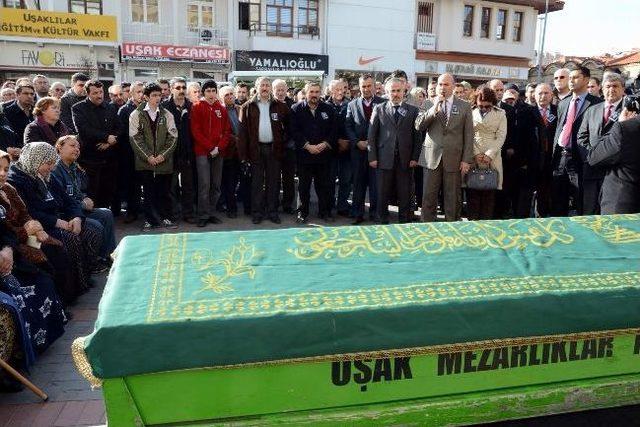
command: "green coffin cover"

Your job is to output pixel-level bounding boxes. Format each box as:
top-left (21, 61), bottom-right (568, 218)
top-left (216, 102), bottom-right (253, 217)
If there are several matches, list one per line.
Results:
top-left (84, 215), bottom-right (640, 378)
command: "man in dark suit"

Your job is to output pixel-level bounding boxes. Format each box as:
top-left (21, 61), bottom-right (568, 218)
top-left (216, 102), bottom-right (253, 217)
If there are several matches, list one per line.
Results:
top-left (290, 82), bottom-right (337, 223)
top-left (587, 111), bottom-right (640, 214)
top-left (345, 74), bottom-right (385, 224)
top-left (489, 79), bottom-right (517, 219)
top-left (533, 83), bottom-right (558, 217)
top-left (416, 73), bottom-right (473, 222)
top-left (577, 72), bottom-right (625, 215)
top-left (368, 78), bottom-right (421, 224)
top-left (3, 83), bottom-right (34, 145)
top-left (551, 66), bottom-right (602, 216)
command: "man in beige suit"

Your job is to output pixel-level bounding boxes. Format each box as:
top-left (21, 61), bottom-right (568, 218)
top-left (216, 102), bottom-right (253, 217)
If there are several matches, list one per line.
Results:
top-left (416, 73), bottom-right (474, 222)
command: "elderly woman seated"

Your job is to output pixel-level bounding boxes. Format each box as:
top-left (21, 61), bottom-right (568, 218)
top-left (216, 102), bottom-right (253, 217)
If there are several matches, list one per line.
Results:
top-left (7, 142), bottom-right (104, 301)
top-left (52, 135), bottom-right (116, 264)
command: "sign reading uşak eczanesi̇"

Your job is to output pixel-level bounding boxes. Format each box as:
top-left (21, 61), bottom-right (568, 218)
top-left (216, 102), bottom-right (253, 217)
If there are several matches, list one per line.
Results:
top-left (235, 50), bottom-right (329, 74)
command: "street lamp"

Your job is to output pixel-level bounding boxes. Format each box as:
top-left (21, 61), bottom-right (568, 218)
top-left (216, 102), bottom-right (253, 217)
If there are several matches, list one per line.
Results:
top-left (536, 0), bottom-right (550, 83)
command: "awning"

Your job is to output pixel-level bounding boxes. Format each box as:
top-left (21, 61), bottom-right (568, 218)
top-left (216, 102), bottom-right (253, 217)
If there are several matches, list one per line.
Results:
top-left (228, 70), bottom-right (324, 82)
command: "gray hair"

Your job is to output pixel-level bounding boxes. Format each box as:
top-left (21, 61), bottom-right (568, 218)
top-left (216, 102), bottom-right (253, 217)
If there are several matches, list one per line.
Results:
top-left (385, 77), bottom-right (405, 91)
top-left (602, 72), bottom-right (625, 87)
top-left (272, 79), bottom-right (287, 89)
top-left (255, 76), bottom-right (271, 88)
top-left (328, 79), bottom-right (342, 91)
top-left (304, 81), bottom-right (321, 92)
top-left (170, 77), bottom-right (187, 87)
top-left (218, 86), bottom-right (234, 97)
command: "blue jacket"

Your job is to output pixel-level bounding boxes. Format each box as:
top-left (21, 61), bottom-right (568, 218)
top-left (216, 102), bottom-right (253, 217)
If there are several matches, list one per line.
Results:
top-left (345, 96), bottom-right (386, 148)
top-left (290, 100), bottom-right (337, 164)
top-left (51, 160), bottom-right (88, 205)
top-left (7, 165), bottom-right (83, 231)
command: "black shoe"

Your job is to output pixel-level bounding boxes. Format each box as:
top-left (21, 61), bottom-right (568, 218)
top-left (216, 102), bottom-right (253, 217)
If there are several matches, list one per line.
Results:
top-left (352, 216), bottom-right (365, 225)
top-left (123, 213), bottom-right (138, 224)
top-left (269, 215), bottom-right (281, 224)
top-left (296, 214), bottom-right (308, 224)
top-left (283, 206), bottom-right (294, 214)
top-left (244, 209), bottom-right (251, 216)
top-left (0, 374), bottom-right (24, 393)
top-left (183, 216), bottom-right (196, 224)
top-left (337, 210), bottom-right (350, 217)
top-left (208, 216), bottom-right (222, 224)
top-left (227, 211), bottom-right (237, 219)
top-left (197, 219), bottom-right (208, 227)
top-left (323, 214), bottom-right (335, 223)
top-left (252, 216), bottom-right (262, 224)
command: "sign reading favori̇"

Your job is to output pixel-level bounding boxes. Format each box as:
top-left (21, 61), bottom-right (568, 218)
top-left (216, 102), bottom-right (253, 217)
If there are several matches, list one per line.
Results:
top-left (235, 50), bottom-right (329, 74)
top-left (121, 43), bottom-right (230, 64)
top-left (0, 7), bottom-right (117, 42)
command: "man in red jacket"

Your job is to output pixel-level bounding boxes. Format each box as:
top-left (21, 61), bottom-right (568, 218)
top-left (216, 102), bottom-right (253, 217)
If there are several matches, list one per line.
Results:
top-left (190, 80), bottom-right (231, 227)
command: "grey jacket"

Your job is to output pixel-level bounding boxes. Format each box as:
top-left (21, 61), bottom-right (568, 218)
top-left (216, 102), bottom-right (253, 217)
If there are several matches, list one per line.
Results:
top-left (367, 101), bottom-right (421, 170)
top-left (415, 97), bottom-right (474, 172)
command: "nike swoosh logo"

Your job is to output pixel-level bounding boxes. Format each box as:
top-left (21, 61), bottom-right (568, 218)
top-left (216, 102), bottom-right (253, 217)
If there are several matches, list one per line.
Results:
top-left (358, 55), bottom-right (384, 66)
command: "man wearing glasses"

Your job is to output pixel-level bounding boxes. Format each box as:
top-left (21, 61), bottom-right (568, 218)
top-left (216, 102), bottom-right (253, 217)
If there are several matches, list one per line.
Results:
top-left (32, 74), bottom-right (50, 100)
top-left (60, 72), bottom-right (90, 133)
top-left (49, 82), bottom-right (67, 99)
top-left (553, 68), bottom-right (571, 101)
top-left (163, 77), bottom-right (196, 224)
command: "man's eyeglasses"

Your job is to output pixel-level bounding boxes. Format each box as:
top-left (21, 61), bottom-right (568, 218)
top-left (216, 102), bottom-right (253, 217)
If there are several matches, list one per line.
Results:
top-left (554, 76), bottom-right (566, 80)
top-left (53, 88), bottom-right (66, 92)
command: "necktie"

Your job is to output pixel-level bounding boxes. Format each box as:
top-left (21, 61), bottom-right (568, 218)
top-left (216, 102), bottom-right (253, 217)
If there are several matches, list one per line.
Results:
top-left (559, 97), bottom-right (580, 148)
top-left (603, 104), bottom-right (613, 124)
top-left (393, 105), bottom-right (400, 123)
top-left (541, 108), bottom-right (548, 126)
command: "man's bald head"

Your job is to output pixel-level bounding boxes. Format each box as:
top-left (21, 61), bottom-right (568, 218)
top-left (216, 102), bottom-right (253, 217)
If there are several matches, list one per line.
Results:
top-left (436, 73), bottom-right (455, 99)
top-left (554, 68), bottom-right (570, 94)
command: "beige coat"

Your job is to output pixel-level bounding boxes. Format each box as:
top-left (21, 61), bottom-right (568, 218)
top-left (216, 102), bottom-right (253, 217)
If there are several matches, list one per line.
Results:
top-left (472, 107), bottom-right (507, 189)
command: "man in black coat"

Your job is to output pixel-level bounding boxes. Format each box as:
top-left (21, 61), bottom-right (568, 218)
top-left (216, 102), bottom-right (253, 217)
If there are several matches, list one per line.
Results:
top-left (533, 83), bottom-right (558, 217)
top-left (60, 72), bottom-right (90, 134)
top-left (345, 74), bottom-right (385, 224)
top-left (3, 83), bottom-right (34, 146)
top-left (72, 79), bottom-right (121, 209)
top-left (577, 72), bottom-right (625, 215)
top-left (290, 82), bottom-right (337, 223)
top-left (325, 79), bottom-right (351, 217)
top-left (116, 82), bottom-right (144, 222)
top-left (162, 77), bottom-right (195, 223)
top-left (587, 112), bottom-right (640, 214)
top-left (551, 66), bottom-right (602, 216)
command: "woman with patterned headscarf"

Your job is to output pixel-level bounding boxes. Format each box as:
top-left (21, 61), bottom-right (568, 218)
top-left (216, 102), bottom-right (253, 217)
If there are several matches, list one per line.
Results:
top-left (7, 142), bottom-right (103, 302)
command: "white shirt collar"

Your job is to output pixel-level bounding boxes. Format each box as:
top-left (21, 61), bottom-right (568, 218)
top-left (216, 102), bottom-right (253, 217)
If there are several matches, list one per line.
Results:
top-left (144, 103), bottom-right (159, 120)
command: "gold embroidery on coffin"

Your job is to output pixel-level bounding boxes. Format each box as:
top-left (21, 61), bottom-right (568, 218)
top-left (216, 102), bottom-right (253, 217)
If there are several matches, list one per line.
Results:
top-left (570, 214), bottom-right (640, 244)
top-left (191, 237), bottom-right (260, 294)
top-left (289, 219), bottom-right (574, 260)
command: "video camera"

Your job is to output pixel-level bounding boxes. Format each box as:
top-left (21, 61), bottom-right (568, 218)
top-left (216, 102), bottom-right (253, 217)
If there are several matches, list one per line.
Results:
top-left (623, 94), bottom-right (640, 113)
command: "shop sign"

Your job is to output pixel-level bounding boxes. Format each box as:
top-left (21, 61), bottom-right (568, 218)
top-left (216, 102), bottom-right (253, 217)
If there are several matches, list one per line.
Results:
top-left (235, 50), bottom-right (329, 74)
top-left (0, 7), bottom-right (117, 42)
top-left (0, 43), bottom-right (94, 70)
top-left (122, 43), bottom-right (230, 64)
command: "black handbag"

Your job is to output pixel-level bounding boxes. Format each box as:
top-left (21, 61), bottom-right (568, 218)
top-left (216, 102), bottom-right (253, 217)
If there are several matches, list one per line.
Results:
top-left (466, 167), bottom-right (498, 190)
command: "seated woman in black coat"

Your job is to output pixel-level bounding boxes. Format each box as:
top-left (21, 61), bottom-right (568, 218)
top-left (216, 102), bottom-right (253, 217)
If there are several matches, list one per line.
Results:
top-left (7, 142), bottom-right (102, 300)
top-left (23, 97), bottom-right (69, 146)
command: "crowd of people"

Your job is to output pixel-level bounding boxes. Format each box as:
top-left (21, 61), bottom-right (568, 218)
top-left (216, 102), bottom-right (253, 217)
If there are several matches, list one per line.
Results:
top-left (0, 65), bottom-right (639, 391)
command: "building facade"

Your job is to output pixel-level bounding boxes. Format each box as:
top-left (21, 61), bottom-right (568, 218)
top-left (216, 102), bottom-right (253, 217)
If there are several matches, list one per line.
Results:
top-left (0, 0), bottom-right (119, 86)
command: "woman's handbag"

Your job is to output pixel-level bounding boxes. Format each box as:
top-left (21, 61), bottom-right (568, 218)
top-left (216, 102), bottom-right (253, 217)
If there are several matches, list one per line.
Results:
top-left (466, 167), bottom-right (498, 190)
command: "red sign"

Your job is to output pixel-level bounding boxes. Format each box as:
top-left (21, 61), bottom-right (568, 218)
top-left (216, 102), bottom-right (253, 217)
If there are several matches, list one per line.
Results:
top-left (121, 43), bottom-right (230, 64)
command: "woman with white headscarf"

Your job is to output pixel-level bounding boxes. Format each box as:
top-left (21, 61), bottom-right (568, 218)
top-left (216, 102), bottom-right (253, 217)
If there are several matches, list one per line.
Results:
top-left (7, 142), bottom-right (103, 302)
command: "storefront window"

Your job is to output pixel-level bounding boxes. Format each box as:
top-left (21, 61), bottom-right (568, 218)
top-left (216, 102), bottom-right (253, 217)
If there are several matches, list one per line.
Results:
top-left (266, 0), bottom-right (292, 36)
top-left (69, 0), bottom-right (102, 14)
top-left (131, 0), bottom-right (158, 23)
top-left (239, 0), bottom-right (260, 31)
top-left (298, 0), bottom-right (318, 35)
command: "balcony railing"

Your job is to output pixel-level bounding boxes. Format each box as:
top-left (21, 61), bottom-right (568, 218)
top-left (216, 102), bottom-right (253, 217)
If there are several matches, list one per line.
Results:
top-left (122, 24), bottom-right (174, 44)
top-left (248, 23), bottom-right (320, 39)
top-left (184, 27), bottom-right (229, 47)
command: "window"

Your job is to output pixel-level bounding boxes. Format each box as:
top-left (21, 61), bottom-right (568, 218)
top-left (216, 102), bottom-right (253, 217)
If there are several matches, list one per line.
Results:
top-left (69, 0), bottom-right (102, 14)
top-left (2, 0), bottom-right (26, 7)
top-left (512, 11), bottom-right (523, 41)
top-left (239, 0), bottom-right (260, 30)
top-left (131, 0), bottom-right (158, 23)
top-left (187, 1), bottom-right (214, 30)
top-left (480, 7), bottom-right (491, 38)
top-left (496, 9), bottom-right (507, 40)
top-left (417, 1), bottom-right (434, 33)
top-left (463, 5), bottom-right (474, 37)
top-left (266, 0), bottom-right (293, 36)
top-left (298, 0), bottom-right (318, 34)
